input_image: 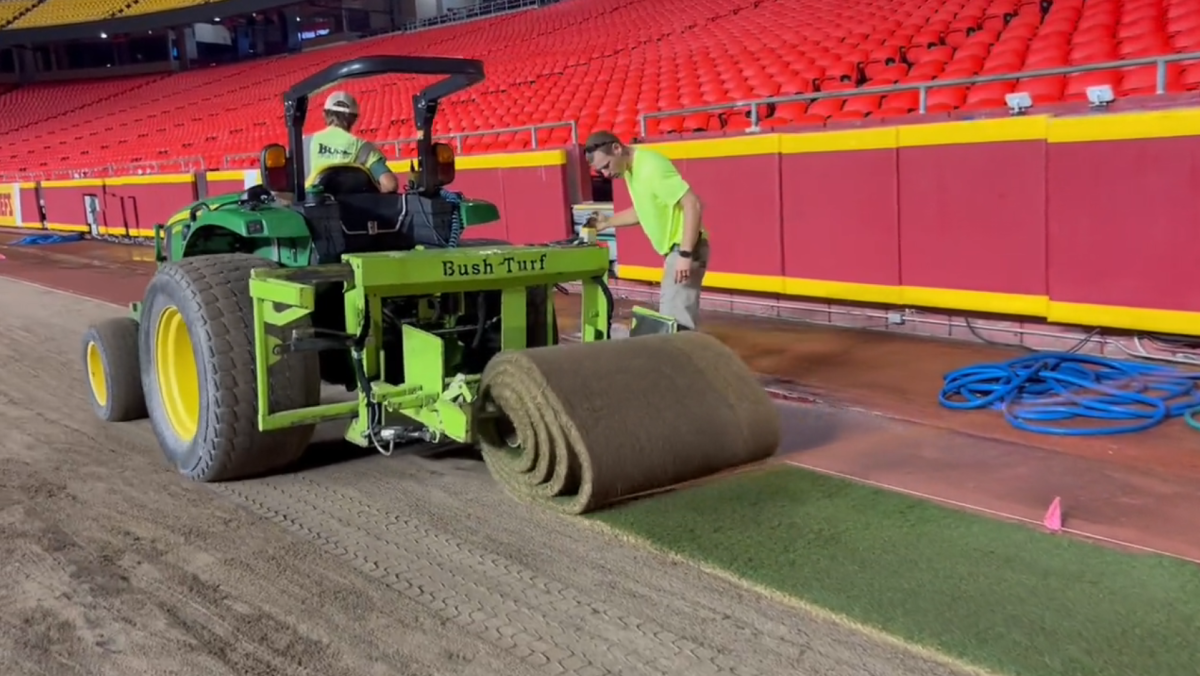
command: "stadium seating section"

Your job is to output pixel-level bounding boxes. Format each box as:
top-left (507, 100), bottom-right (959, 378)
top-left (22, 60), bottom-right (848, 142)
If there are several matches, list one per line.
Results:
top-left (2, 0), bottom-right (1200, 175)
top-left (3, 0), bottom-right (215, 29)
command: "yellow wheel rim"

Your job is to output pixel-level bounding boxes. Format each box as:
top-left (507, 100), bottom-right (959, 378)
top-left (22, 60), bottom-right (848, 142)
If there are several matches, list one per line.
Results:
top-left (154, 306), bottom-right (200, 441)
top-left (86, 341), bottom-right (108, 409)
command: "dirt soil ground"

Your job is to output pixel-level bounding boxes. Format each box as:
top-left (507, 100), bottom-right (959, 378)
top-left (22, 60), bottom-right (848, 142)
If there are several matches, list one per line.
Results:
top-left (0, 274), bottom-right (976, 676)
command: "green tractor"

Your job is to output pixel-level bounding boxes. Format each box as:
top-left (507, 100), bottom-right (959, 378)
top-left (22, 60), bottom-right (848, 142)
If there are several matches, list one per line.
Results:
top-left (80, 55), bottom-right (623, 482)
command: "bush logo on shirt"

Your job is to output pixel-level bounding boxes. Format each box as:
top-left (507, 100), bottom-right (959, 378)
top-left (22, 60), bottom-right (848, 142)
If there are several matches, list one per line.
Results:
top-left (316, 143), bottom-right (353, 159)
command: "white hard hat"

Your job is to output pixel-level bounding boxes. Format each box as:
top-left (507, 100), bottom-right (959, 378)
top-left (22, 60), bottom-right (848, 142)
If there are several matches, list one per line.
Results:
top-left (324, 91), bottom-right (359, 115)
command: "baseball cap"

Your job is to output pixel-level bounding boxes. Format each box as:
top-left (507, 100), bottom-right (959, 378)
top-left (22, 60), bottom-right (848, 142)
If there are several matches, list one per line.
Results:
top-left (324, 91), bottom-right (359, 115)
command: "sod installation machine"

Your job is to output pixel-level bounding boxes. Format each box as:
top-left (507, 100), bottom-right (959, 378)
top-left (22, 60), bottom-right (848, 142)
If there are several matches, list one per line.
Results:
top-left (80, 56), bottom-right (779, 513)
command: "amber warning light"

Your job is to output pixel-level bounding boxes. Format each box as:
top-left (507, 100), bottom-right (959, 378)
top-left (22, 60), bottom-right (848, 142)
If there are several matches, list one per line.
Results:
top-left (259, 144), bottom-right (291, 193)
top-left (264, 145), bottom-right (287, 169)
top-left (433, 142), bottom-right (456, 186)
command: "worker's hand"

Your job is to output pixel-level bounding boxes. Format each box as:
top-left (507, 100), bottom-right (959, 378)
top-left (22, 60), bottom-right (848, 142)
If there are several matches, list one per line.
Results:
top-left (674, 257), bottom-right (693, 284)
top-left (594, 214), bottom-right (612, 232)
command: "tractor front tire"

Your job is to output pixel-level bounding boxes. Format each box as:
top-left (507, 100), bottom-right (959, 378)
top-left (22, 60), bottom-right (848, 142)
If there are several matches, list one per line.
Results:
top-left (83, 316), bottom-right (148, 422)
top-left (139, 254), bottom-right (320, 482)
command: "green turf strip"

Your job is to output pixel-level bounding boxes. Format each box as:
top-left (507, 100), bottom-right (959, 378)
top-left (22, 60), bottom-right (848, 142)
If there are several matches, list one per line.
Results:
top-left (592, 464), bottom-right (1200, 676)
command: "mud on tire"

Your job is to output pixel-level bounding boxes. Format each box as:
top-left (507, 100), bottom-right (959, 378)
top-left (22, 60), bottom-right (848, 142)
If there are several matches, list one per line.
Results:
top-left (139, 254), bottom-right (321, 482)
top-left (82, 316), bottom-right (148, 422)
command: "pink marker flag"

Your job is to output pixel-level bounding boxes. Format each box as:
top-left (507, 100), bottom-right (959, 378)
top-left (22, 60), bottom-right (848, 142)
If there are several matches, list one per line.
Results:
top-left (1043, 497), bottom-right (1063, 533)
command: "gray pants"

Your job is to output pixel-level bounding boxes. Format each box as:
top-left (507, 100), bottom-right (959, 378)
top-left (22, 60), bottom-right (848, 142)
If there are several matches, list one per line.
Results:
top-left (660, 239), bottom-right (709, 330)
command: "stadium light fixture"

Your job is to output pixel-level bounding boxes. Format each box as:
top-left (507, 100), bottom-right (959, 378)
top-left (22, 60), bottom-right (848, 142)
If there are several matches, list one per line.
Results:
top-left (1086, 85), bottom-right (1115, 108)
top-left (1005, 91), bottom-right (1032, 115)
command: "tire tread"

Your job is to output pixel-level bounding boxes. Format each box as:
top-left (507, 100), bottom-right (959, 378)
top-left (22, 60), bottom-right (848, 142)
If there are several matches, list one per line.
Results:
top-left (142, 254), bottom-right (319, 482)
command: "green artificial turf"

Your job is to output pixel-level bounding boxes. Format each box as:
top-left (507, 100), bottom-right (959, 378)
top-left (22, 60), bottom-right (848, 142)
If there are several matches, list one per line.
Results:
top-left (592, 464), bottom-right (1200, 676)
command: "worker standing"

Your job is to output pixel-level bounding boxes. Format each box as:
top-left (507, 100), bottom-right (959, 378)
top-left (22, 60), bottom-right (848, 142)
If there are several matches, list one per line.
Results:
top-left (584, 131), bottom-right (709, 330)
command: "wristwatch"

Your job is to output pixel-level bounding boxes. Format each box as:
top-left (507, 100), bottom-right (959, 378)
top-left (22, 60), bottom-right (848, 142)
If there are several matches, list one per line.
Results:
top-left (677, 249), bottom-right (693, 259)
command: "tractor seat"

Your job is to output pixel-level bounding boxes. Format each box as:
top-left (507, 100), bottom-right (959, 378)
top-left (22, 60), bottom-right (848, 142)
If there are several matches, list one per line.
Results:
top-left (310, 164), bottom-right (380, 198)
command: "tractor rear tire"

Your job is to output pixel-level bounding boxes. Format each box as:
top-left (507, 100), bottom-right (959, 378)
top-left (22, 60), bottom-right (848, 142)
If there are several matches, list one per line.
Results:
top-left (139, 254), bottom-right (321, 482)
top-left (82, 316), bottom-right (148, 422)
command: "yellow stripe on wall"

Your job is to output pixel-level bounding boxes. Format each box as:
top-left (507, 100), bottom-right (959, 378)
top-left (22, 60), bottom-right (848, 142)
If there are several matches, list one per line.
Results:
top-left (616, 265), bottom-right (1200, 336)
top-left (648, 134), bottom-right (782, 160)
top-left (97, 225), bottom-right (156, 238)
top-left (42, 179), bottom-right (104, 188)
top-left (106, 173), bottom-right (194, 186)
top-left (639, 106), bottom-right (1200, 158)
top-left (206, 170), bottom-right (247, 182)
top-left (1047, 108), bottom-right (1200, 143)
top-left (781, 127), bottom-right (898, 154)
top-left (1047, 301), bottom-right (1200, 336)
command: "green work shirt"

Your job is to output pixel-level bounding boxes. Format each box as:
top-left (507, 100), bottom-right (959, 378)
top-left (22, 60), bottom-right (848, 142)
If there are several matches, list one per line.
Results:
top-left (304, 126), bottom-right (391, 185)
top-left (625, 148), bottom-right (703, 255)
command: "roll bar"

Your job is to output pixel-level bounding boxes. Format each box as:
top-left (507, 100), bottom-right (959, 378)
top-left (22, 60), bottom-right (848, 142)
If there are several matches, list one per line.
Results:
top-left (283, 55), bottom-right (486, 194)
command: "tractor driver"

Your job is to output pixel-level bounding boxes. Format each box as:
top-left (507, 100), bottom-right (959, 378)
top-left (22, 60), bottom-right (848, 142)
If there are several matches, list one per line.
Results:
top-left (305, 91), bottom-right (399, 193)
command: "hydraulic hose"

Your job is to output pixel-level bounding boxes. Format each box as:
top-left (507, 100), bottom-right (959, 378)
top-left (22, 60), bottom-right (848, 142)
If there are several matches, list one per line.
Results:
top-left (939, 352), bottom-right (1200, 436)
top-left (441, 188), bottom-right (465, 248)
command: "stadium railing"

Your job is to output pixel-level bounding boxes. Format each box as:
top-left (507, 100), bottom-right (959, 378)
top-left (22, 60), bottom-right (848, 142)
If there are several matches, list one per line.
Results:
top-left (376, 120), bottom-right (579, 154)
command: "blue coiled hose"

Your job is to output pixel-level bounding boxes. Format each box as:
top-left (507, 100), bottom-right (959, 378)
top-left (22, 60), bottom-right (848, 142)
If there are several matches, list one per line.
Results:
top-left (940, 352), bottom-right (1200, 436)
top-left (441, 188), bottom-right (464, 248)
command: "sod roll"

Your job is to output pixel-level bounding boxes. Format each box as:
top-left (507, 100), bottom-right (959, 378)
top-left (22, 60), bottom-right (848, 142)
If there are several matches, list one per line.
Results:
top-left (476, 331), bottom-right (781, 514)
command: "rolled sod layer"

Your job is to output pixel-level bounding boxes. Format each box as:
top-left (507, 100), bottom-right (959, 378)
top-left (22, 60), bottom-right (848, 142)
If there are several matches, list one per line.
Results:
top-left (477, 331), bottom-right (780, 514)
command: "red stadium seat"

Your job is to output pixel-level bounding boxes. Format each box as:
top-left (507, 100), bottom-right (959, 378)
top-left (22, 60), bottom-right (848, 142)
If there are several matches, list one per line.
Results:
top-left (827, 110), bottom-right (867, 122)
top-left (808, 97), bottom-right (846, 117)
top-left (1118, 64), bottom-right (1184, 94)
top-left (926, 86), bottom-right (968, 109)
top-left (774, 102), bottom-right (811, 121)
top-left (1015, 76), bottom-right (1067, 103)
top-left (966, 81), bottom-right (1016, 105)
top-left (863, 63), bottom-right (909, 81)
top-left (842, 95), bottom-right (883, 114)
top-left (882, 91), bottom-right (921, 112)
